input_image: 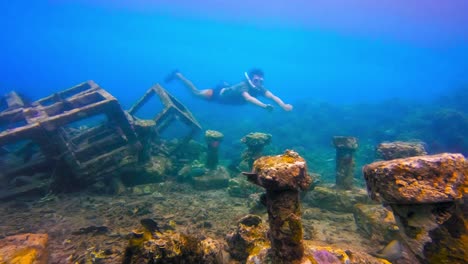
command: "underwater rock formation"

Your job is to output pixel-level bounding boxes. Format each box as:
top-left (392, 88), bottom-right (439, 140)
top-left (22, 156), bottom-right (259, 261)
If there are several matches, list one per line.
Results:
top-left (243, 149), bottom-right (311, 263)
top-left (240, 132), bottom-right (272, 170)
top-left (363, 153), bottom-right (468, 263)
top-left (303, 186), bottom-right (371, 213)
top-left (353, 203), bottom-right (399, 244)
top-left (190, 166), bottom-right (230, 190)
top-left (376, 141), bottom-right (427, 160)
top-left (124, 224), bottom-right (223, 263)
top-left (178, 161), bottom-right (230, 190)
top-left (0, 233), bottom-right (49, 264)
top-left (227, 176), bottom-right (262, 198)
top-left (226, 211), bottom-right (391, 264)
top-left (119, 155), bottom-right (172, 186)
top-left (333, 136), bottom-right (358, 190)
top-left (205, 130), bottom-right (224, 170)
top-left (226, 214), bottom-right (268, 261)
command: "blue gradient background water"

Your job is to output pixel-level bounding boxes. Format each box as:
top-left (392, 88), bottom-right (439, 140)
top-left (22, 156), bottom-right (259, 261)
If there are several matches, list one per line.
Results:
top-left (2, 0), bottom-right (467, 107)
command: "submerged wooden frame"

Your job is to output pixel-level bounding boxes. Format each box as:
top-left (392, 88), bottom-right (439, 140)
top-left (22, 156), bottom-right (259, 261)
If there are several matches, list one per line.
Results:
top-left (0, 81), bottom-right (202, 190)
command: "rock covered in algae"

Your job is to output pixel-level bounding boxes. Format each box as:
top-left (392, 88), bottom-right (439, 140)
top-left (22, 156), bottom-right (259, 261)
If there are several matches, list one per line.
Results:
top-left (303, 242), bottom-right (406, 264)
top-left (241, 132), bottom-right (272, 148)
top-left (376, 141), bottom-right (427, 160)
top-left (353, 203), bottom-right (399, 244)
top-left (388, 202), bottom-right (468, 263)
top-left (247, 149), bottom-right (312, 191)
top-left (125, 228), bottom-right (223, 263)
top-left (226, 214), bottom-right (269, 261)
top-left (246, 242), bottom-right (392, 264)
top-left (363, 153), bottom-right (467, 204)
top-left (144, 155), bottom-right (172, 179)
top-left (303, 186), bottom-right (371, 213)
top-left (332, 136), bottom-right (358, 150)
top-left (364, 153), bottom-right (468, 263)
top-left (0, 233), bottom-right (49, 264)
top-left (205, 129), bottom-right (224, 143)
top-left (190, 166), bottom-right (230, 190)
top-left (227, 176), bottom-right (262, 198)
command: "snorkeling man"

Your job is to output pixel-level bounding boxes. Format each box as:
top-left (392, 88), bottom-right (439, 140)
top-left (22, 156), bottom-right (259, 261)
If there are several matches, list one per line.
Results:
top-left (165, 69), bottom-right (293, 112)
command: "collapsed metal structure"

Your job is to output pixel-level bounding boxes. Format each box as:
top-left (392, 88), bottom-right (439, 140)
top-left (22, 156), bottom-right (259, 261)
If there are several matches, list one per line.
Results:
top-left (0, 81), bottom-right (201, 199)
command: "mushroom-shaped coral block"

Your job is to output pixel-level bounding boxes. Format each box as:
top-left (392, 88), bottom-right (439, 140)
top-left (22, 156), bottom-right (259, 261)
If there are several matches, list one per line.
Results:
top-left (243, 150), bottom-right (311, 263)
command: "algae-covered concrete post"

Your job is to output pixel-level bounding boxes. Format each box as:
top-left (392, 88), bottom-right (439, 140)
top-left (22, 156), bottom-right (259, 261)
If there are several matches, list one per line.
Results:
top-left (243, 150), bottom-right (311, 263)
top-left (363, 153), bottom-right (468, 263)
top-left (332, 136), bottom-right (358, 190)
top-left (205, 130), bottom-right (224, 170)
top-left (241, 132), bottom-right (272, 169)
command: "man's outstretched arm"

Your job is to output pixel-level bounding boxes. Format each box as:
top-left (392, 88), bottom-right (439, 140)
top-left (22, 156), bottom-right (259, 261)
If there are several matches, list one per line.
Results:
top-left (264, 91), bottom-right (293, 111)
top-left (242, 92), bottom-right (274, 111)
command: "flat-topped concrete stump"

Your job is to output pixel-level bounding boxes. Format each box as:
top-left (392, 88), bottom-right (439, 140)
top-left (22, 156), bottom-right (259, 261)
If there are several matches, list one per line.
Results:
top-left (364, 153), bottom-right (466, 204)
top-left (363, 153), bottom-right (468, 263)
top-left (205, 130), bottom-right (223, 170)
top-left (240, 132), bottom-right (272, 170)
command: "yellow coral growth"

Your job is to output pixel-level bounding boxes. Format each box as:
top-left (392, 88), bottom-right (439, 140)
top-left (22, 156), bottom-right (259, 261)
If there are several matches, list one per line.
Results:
top-left (254, 151), bottom-right (304, 171)
top-left (10, 248), bottom-right (38, 264)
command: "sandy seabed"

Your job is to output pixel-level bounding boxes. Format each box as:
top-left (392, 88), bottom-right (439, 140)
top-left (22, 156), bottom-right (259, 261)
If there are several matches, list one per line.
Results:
top-left (0, 182), bottom-right (375, 263)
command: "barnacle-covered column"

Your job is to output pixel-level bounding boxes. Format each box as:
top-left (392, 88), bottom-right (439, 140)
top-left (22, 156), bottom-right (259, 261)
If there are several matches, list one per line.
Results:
top-left (332, 136), bottom-right (358, 190)
top-left (205, 130), bottom-right (224, 170)
top-left (363, 153), bottom-right (468, 263)
top-left (240, 132), bottom-right (272, 170)
top-left (243, 150), bottom-right (311, 263)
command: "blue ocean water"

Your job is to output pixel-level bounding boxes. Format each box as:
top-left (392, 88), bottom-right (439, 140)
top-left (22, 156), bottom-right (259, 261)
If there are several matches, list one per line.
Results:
top-left (1, 1), bottom-right (468, 160)
top-left (2, 1), bottom-right (467, 103)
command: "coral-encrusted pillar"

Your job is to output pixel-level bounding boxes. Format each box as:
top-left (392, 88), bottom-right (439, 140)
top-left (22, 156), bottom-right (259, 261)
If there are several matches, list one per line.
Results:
top-left (243, 150), bottom-right (311, 263)
top-left (241, 132), bottom-right (272, 169)
top-left (333, 136), bottom-right (358, 190)
top-left (205, 130), bottom-right (224, 170)
top-left (363, 153), bottom-right (468, 263)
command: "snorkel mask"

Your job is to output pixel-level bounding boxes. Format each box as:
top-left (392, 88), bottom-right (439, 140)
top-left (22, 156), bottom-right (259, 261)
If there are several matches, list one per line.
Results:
top-left (244, 72), bottom-right (263, 88)
top-left (244, 72), bottom-right (256, 87)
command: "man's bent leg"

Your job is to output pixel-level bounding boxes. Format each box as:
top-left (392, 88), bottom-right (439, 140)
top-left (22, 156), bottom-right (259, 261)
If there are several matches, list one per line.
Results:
top-left (175, 73), bottom-right (213, 99)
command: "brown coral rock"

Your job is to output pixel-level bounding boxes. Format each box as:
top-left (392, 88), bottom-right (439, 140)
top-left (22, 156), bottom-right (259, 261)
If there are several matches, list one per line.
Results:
top-left (126, 230), bottom-right (223, 263)
top-left (364, 153), bottom-right (468, 263)
top-left (226, 215), bottom-right (268, 261)
top-left (249, 149), bottom-right (312, 191)
top-left (241, 132), bottom-right (272, 148)
top-left (376, 141), bottom-right (427, 160)
top-left (363, 153), bottom-right (467, 204)
top-left (0, 233), bottom-right (49, 264)
top-left (304, 186), bottom-right (371, 213)
top-left (353, 204), bottom-right (399, 244)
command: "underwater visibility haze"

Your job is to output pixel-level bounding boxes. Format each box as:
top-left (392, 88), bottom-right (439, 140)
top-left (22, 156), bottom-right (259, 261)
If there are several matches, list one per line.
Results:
top-left (0, 1), bottom-right (468, 263)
